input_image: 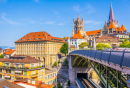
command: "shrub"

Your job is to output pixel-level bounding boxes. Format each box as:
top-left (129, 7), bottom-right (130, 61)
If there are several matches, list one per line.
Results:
top-left (53, 61), bottom-right (57, 66)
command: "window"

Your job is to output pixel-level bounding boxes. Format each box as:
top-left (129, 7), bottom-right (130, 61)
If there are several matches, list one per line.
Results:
top-left (10, 58), bottom-right (13, 60)
top-left (103, 39), bottom-right (106, 41)
top-left (15, 64), bottom-right (19, 68)
top-left (12, 70), bottom-right (14, 74)
top-left (24, 71), bottom-right (27, 75)
top-left (108, 39), bottom-right (110, 42)
top-left (39, 63), bottom-right (41, 66)
top-left (33, 71), bottom-right (35, 74)
top-left (6, 63), bottom-right (9, 67)
top-left (21, 64), bottom-right (24, 68)
top-left (15, 58), bottom-right (17, 60)
top-left (31, 64), bottom-right (34, 68)
top-left (113, 39), bottom-right (115, 42)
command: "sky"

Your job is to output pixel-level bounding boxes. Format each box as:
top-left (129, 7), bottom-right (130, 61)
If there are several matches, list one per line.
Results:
top-left (0, 0), bottom-right (130, 47)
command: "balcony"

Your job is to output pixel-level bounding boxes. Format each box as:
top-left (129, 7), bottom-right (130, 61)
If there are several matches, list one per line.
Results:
top-left (0, 65), bottom-right (45, 71)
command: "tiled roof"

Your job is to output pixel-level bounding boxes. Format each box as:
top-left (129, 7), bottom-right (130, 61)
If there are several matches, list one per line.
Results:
top-left (121, 24), bottom-right (126, 31)
top-left (15, 31), bottom-right (66, 43)
top-left (117, 27), bottom-right (123, 32)
top-left (14, 79), bottom-right (53, 88)
top-left (65, 36), bottom-right (70, 39)
top-left (0, 55), bottom-right (43, 63)
top-left (0, 79), bottom-right (23, 88)
top-left (72, 30), bottom-right (83, 39)
top-left (3, 49), bottom-right (15, 55)
top-left (70, 45), bottom-right (75, 48)
top-left (86, 30), bottom-right (100, 36)
top-left (109, 22), bottom-right (116, 29)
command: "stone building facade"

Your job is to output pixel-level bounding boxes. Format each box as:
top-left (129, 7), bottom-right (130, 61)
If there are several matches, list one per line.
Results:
top-left (15, 31), bottom-right (66, 66)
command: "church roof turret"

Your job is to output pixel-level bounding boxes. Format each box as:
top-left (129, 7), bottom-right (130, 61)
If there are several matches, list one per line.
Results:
top-left (109, 22), bottom-right (116, 29)
top-left (121, 24), bottom-right (126, 31)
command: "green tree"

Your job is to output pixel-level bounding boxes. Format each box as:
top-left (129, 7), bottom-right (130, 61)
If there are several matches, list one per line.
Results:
top-left (79, 42), bottom-right (89, 49)
top-left (62, 37), bottom-right (66, 39)
top-left (68, 80), bottom-right (71, 86)
top-left (57, 82), bottom-right (63, 88)
top-left (58, 60), bottom-right (60, 63)
top-left (119, 39), bottom-right (130, 48)
top-left (60, 43), bottom-right (68, 56)
top-left (96, 43), bottom-right (111, 50)
top-left (53, 61), bottom-right (57, 66)
top-left (0, 54), bottom-right (4, 58)
top-left (64, 59), bottom-right (68, 65)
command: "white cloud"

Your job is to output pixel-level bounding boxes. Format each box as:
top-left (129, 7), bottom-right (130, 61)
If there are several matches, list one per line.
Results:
top-left (84, 20), bottom-right (102, 25)
top-left (86, 4), bottom-right (95, 14)
top-left (73, 5), bottom-right (81, 12)
top-left (22, 19), bottom-right (36, 24)
top-left (57, 23), bottom-right (64, 25)
top-left (1, 13), bottom-right (20, 24)
top-left (35, 0), bottom-right (39, 3)
top-left (44, 21), bottom-right (54, 24)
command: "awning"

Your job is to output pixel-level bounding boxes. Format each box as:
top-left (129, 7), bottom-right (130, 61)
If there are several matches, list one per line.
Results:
top-left (4, 75), bottom-right (11, 78)
top-left (15, 71), bottom-right (22, 73)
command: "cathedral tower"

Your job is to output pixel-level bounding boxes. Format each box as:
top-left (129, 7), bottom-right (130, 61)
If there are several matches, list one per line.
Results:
top-left (105, 4), bottom-right (119, 27)
top-left (72, 14), bottom-right (85, 36)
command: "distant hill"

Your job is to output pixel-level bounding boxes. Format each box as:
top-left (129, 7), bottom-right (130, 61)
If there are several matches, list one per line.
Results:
top-left (0, 46), bottom-right (15, 50)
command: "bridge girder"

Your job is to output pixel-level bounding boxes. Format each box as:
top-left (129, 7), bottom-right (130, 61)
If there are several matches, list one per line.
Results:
top-left (71, 55), bottom-right (127, 88)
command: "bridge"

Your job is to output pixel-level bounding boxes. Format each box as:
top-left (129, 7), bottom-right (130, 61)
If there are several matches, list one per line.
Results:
top-left (68, 50), bottom-right (130, 88)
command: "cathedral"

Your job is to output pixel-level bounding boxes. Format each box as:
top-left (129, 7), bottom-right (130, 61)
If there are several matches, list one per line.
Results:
top-left (65, 3), bottom-right (129, 49)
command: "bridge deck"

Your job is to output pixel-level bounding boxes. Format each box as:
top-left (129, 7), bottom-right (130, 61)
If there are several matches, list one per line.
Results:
top-left (69, 50), bottom-right (130, 74)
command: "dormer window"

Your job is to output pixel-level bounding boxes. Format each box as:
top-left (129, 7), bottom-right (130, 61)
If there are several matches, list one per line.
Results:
top-left (43, 34), bottom-right (44, 36)
top-left (39, 38), bottom-right (41, 40)
top-left (34, 38), bottom-right (36, 40)
top-left (43, 38), bottom-right (45, 39)
top-left (39, 35), bottom-right (40, 36)
top-left (34, 35), bottom-right (35, 37)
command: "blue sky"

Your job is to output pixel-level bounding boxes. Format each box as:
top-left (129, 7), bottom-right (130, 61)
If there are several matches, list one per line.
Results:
top-left (0, 0), bottom-right (130, 47)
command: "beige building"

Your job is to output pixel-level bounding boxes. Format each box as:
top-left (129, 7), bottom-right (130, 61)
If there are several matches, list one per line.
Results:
top-left (15, 31), bottom-right (66, 66)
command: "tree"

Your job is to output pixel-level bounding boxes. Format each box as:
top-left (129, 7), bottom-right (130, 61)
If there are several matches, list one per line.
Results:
top-left (62, 37), bottom-right (66, 39)
top-left (60, 43), bottom-right (68, 56)
top-left (0, 54), bottom-right (4, 58)
top-left (53, 61), bottom-right (57, 66)
top-left (79, 42), bottom-right (89, 49)
top-left (57, 82), bottom-right (63, 88)
top-left (119, 39), bottom-right (130, 48)
top-left (96, 43), bottom-right (111, 50)
top-left (68, 80), bottom-right (71, 86)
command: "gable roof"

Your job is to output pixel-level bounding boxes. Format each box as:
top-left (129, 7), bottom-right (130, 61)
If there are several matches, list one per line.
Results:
top-left (109, 22), bottom-right (116, 29)
top-left (86, 30), bottom-right (100, 36)
top-left (3, 49), bottom-right (15, 55)
top-left (15, 31), bottom-right (66, 43)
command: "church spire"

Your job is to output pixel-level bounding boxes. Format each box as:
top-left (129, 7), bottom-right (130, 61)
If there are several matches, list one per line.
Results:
top-left (77, 13), bottom-right (80, 21)
top-left (109, 3), bottom-right (115, 22)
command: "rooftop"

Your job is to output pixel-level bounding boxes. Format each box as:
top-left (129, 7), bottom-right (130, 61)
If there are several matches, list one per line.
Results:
top-left (86, 30), bottom-right (100, 36)
top-left (0, 79), bottom-right (23, 88)
top-left (3, 49), bottom-right (15, 55)
top-left (15, 31), bottom-right (66, 43)
top-left (45, 68), bottom-right (57, 75)
top-left (0, 55), bottom-right (43, 63)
